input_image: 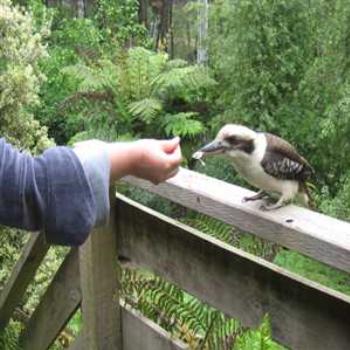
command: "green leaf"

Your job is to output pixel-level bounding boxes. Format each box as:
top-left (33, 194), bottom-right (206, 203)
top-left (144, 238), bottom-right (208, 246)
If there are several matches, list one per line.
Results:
top-left (162, 112), bottom-right (205, 138)
top-left (128, 98), bottom-right (163, 124)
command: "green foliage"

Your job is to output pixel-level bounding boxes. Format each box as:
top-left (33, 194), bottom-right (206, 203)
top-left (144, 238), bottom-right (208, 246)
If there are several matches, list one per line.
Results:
top-left (95, 0), bottom-right (148, 45)
top-left (128, 98), bottom-right (162, 123)
top-left (183, 214), bottom-right (236, 245)
top-left (163, 112), bottom-right (205, 138)
top-left (62, 47), bottom-right (214, 142)
top-left (121, 268), bottom-right (283, 349)
top-left (119, 184), bottom-right (179, 217)
top-left (182, 213), bottom-right (280, 262)
top-left (0, 229), bottom-right (28, 288)
top-left (35, 15), bottom-right (105, 144)
top-left (235, 315), bottom-right (283, 350)
top-left (317, 172), bottom-right (350, 220)
top-left (274, 250), bottom-right (350, 296)
top-left (0, 0), bottom-right (52, 151)
top-left (0, 320), bottom-right (21, 350)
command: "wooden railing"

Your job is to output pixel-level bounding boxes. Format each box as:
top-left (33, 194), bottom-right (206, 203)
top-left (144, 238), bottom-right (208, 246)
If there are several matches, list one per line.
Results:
top-left (0, 168), bottom-right (350, 349)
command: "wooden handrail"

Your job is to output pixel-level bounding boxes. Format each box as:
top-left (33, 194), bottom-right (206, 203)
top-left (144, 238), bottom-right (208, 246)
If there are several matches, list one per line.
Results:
top-left (124, 167), bottom-right (350, 273)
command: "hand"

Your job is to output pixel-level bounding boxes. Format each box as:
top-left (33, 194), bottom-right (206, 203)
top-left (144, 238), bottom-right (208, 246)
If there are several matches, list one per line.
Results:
top-left (108, 137), bottom-right (182, 184)
top-left (130, 137), bottom-right (182, 184)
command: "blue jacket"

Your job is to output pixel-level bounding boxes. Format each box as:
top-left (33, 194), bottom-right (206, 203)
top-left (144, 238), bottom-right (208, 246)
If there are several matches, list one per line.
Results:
top-left (0, 139), bottom-right (109, 246)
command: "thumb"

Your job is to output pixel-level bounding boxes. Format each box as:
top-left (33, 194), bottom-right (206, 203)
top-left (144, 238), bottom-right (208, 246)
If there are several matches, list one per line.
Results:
top-left (161, 137), bottom-right (180, 154)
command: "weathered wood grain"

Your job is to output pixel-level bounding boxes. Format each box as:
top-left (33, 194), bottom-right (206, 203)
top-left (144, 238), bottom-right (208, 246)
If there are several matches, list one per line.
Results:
top-left (20, 249), bottom-right (81, 350)
top-left (68, 307), bottom-right (188, 350)
top-left (122, 306), bottom-right (188, 350)
top-left (79, 188), bottom-right (121, 350)
top-left (0, 232), bottom-right (49, 330)
top-left (116, 194), bottom-right (350, 350)
top-left (67, 333), bottom-right (84, 350)
top-left (123, 168), bottom-right (350, 273)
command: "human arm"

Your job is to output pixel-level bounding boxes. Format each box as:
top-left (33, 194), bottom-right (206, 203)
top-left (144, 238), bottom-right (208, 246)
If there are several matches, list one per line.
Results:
top-left (0, 137), bottom-right (182, 246)
top-left (74, 137), bottom-right (182, 230)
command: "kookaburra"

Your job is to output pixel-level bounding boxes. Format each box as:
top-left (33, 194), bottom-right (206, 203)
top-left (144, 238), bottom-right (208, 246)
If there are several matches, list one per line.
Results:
top-left (193, 124), bottom-right (314, 210)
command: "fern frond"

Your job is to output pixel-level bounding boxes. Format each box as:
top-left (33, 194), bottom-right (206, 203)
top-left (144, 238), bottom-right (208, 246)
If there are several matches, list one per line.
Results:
top-left (163, 112), bottom-right (205, 138)
top-left (62, 64), bottom-right (103, 91)
top-left (153, 65), bottom-right (216, 99)
top-left (121, 267), bottom-right (278, 350)
top-left (128, 98), bottom-right (163, 123)
top-left (124, 47), bottom-right (168, 99)
top-left (61, 59), bottom-right (118, 92)
top-left (182, 214), bottom-right (237, 245)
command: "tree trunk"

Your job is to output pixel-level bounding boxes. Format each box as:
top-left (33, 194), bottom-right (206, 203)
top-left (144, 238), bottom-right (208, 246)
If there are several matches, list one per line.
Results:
top-left (76, 0), bottom-right (85, 17)
top-left (197, 0), bottom-right (208, 64)
top-left (138, 0), bottom-right (149, 27)
top-left (155, 0), bottom-right (173, 51)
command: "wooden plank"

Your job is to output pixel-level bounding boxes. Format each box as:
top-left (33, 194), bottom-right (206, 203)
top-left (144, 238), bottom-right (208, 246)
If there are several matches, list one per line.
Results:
top-left (20, 249), bottom-right (81, 350)
top-left (123, 168), bottom-right (350, 273)
top-left (115, 194), bottom-right (350, 350)
top-left (68, 307), bottom-right (188, 350)
top-left (122, 306), bottom-right (188, 350)
top-left (0, 232), bottom-right (49, 330)
top-left (79, 188), bottom-right (121, 350)
top-left (67, 333), bottom-right (84, 350)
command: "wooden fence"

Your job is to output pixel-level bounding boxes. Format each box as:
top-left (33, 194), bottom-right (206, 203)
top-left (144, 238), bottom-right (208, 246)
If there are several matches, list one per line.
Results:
top-left (0, 168), bottom-right (350, 349)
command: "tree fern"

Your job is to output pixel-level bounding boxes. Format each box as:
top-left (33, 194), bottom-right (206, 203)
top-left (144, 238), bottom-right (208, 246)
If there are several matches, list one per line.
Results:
top-left (122, 47), bottom-right (168, 100)
top-left (152, 65), bottom-right (216, 101)
top-left (163, 112), bottom-right (205, 138)
top-left (128, 98), bottom-right (163, 124)
top-left (61, 47), bottom-right (215, 142)
top-left (121, 267), bottom-right (245, 350)
top-left (62, 59), bottom-right (118, 92)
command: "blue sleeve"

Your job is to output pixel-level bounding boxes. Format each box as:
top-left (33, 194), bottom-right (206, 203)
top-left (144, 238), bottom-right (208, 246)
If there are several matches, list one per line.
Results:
top-left (0, 138), bottom-right (97, 246)
top-left (73, 140), bottom-right (110, 228)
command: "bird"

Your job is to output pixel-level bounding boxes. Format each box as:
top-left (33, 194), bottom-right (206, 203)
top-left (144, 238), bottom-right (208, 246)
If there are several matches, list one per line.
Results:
top-left (193, 124), bottom-right (314, 210)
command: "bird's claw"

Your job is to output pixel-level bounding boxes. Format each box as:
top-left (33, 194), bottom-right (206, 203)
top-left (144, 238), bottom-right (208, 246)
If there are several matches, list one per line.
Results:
top-left (260, 202), bottom-right (284, 211)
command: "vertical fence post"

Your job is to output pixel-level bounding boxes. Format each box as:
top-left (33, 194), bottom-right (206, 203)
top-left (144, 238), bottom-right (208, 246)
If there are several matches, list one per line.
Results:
top-left (79, 187), bottom-right (122, 349)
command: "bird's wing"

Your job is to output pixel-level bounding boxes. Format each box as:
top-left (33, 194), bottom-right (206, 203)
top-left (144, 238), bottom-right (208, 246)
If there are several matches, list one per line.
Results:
top-left (261, 133), bottom-right (314, 181)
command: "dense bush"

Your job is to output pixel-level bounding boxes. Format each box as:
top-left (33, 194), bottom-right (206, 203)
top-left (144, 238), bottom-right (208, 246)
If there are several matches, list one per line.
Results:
top-left (0, 0), bottom-right (52, 151)
top-left (0, 0), bottom-right (56, 345)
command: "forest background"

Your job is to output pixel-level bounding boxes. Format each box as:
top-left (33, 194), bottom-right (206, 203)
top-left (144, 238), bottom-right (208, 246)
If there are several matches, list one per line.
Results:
top-left (1, 0), bottom-right (350, 348)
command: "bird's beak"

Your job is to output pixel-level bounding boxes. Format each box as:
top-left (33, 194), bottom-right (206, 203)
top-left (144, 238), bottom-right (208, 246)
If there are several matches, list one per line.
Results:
top-left (199, 140), bottom-right (225, 154)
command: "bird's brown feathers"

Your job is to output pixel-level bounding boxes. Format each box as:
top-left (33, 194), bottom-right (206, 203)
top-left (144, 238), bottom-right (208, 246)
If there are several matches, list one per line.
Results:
top-left (261, 133), bottom-right (314, 181)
